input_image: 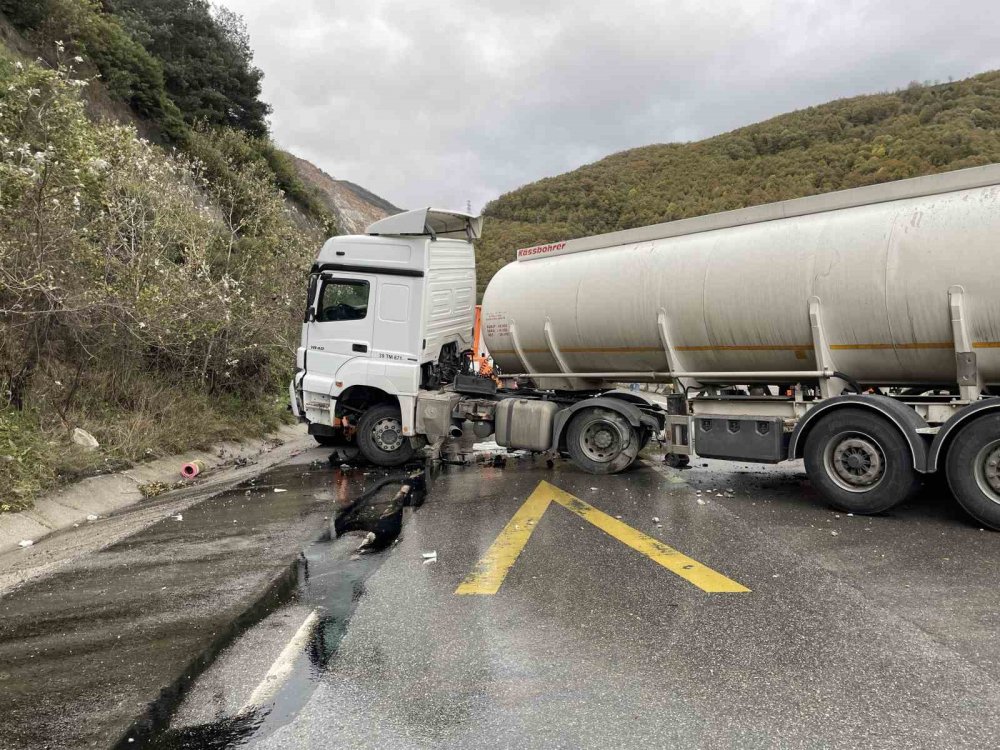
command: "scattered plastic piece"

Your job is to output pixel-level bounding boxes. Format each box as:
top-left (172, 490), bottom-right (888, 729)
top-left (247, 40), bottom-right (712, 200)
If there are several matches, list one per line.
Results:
top-left (696, 498), bottom-right (707, 505)
top-left (421, 551), bottom-right (438, 564)
top-left (652, 516), bottom-right (660, 523)
top-left (274, 488), bottom-right (288, 493)
top-left (72, 427), bottom-right (99, 450)
top-left (174, 514), bottom-right (183, 521)
top-left (18, 539), bottom-right (33, 548)
top-left (831, 530), bottom-right (839, 536)
top-left (87, 514), bottom-right (99, 521)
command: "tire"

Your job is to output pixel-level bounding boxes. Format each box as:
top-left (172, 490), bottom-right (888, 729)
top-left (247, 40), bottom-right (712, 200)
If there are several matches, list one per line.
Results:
top-left (356, 404), bottom-right (416, 467)
top-left (803, 408), bottom-right (918, 514)
top-left (945, 414), bottom-right (1000, 530)
top-left (566, 407), bottom-right (640, 474)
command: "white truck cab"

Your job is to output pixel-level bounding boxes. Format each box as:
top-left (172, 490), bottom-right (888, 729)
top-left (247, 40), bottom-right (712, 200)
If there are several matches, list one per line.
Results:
top-left (292, 208), bottom-right (481, 464)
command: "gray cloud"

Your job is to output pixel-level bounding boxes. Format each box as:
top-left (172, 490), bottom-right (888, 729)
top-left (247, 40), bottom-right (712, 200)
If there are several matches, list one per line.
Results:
top-left (220, 0), bottom-right (1000, 212)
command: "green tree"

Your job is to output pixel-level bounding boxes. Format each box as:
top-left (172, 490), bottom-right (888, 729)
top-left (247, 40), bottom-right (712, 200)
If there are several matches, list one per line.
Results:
top-left (112, 0), bottom-right (272, 136)
top-left (477, 71), bottom-right (1000, 295)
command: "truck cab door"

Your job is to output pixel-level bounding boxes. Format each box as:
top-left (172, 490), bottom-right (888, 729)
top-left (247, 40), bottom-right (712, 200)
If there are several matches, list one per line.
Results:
top-left (303, 274), bottom-right (376, 395)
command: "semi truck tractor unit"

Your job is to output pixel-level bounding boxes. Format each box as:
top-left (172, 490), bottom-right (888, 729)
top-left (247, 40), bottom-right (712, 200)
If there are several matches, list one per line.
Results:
top-left (292, 165), bottom-right (1000, 529)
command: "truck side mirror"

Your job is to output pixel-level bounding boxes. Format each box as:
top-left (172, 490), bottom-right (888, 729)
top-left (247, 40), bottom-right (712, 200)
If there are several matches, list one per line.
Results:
top-left (305, 274), bottom-right (319, 322)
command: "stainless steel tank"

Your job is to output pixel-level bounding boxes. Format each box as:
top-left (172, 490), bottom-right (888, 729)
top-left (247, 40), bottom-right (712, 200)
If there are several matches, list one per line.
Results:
top-left (481, 166), bottom-right (1000, 389)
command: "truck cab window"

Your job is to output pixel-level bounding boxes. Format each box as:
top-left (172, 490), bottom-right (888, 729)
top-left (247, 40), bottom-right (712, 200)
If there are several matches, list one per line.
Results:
top-left (317, 279), bottom-right (370, 322)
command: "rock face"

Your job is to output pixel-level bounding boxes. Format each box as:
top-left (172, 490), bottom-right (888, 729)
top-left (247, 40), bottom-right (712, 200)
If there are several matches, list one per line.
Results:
top-left (287, 154), bottom-right (401, 235)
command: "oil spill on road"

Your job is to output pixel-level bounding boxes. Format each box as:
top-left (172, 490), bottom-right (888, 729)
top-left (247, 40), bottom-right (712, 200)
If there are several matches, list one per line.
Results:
top-left (142, 535), bottom-right (397, 749)
top-left (142, 459), bottom-right (436, 749)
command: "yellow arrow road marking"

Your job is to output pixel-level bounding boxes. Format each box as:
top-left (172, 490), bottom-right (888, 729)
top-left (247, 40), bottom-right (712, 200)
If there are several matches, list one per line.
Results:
top-left (455, 482), bottom-right (554, 595)
top-left (456, 480), bottom-right (749, 595)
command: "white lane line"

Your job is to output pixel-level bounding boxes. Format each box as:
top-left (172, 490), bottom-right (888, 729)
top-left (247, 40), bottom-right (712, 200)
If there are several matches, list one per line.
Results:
top-left (240, 608), bottom-right (320, 713)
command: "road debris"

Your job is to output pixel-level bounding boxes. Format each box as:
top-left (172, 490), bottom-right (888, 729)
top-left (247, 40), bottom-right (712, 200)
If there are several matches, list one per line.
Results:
top-left (72, 427), bottom-right (99, 450)
top-left (18, 539), bottom-right (33, 548)
top-left (274, 488), bottom-right (288, 493)
top-left (180, 460), bottom-right (206, 479)
top-left (422, 550), bottom-right (438, 564)
top-left (86, 514), bottom-right (99, 521)
top-left (652, 516), bottom-right (660, 523)
top-left (696, 498), bottom-right (707, 505)
top-left (174, 514), bottom-right (183, 522)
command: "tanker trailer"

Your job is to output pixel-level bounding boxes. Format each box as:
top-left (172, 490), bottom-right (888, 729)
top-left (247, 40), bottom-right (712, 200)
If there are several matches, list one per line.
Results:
top-left (481, 164), bottom-right (1000, 529)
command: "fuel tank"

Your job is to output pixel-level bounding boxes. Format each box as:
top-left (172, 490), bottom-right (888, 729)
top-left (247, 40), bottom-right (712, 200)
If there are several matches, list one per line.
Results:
top-left (481, 165), bottom-right (1000, 389)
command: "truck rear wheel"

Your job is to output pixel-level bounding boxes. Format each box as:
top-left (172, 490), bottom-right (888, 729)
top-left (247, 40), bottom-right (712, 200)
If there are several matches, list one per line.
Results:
top-left (803, 408), bottom-right (918, 514)
top-left (945, 414), bottom-right (1000, 530)
top-left (357, 404), bottom-right (416, 467)
top-left (566, 408), bottom-right (640, 474)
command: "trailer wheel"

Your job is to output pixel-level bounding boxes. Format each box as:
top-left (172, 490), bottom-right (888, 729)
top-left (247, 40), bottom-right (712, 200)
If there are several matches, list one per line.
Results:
top-left (803, 408), bottom-right (918, 514)
top-left (357, 404), bottom-right (416, 467)
top-left (945, 414), bottom-right (1000, 530)
top-left (566, 408), bottom-right (640, 474)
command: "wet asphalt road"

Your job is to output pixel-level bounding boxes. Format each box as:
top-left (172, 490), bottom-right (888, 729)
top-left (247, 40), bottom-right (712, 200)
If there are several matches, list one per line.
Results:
top-left (162, 448), bottom-right (1000, 750)
top-left (0, 454), bottom-right (348, 749)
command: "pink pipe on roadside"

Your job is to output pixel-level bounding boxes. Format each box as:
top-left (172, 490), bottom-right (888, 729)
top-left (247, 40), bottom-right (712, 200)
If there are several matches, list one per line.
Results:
top-left (181, 460), bottom-right (206, 479)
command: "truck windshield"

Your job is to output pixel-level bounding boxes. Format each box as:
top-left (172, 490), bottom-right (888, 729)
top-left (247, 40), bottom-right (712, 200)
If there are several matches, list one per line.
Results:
top-left (316, 279), bottom-right (370, 322)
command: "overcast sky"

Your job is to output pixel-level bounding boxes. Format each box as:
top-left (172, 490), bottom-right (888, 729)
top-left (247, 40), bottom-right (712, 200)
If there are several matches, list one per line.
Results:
top-left (220, 0), bottom-right (1000, 213)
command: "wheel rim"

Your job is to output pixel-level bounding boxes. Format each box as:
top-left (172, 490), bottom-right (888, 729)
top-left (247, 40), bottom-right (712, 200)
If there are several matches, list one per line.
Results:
top-left (823, 431), bottom-right (886, 493)
top-left (372, 417), bottom-right (403, 452)
top-left (973, 439), bottom-right (1000, 505)
top-left (579, 417), bottom-right (629, 463)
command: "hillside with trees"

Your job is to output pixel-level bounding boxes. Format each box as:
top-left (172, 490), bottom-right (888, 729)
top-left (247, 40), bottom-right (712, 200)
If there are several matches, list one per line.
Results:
top-left (0, 0), bottom-right (376, 506)
top-left (476, 71), bottom-right (1000, 294)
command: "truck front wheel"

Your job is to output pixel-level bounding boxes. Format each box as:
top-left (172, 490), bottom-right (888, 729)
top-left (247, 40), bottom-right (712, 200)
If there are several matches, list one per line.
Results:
top-left (566, 408), bottom-right (640, 474)
top-left (945, 414), bottom-right (1000, 530)
top-left (803, 408), bottom-right (918, 514)
top-left (357, 404), bottom-right (416, 467)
